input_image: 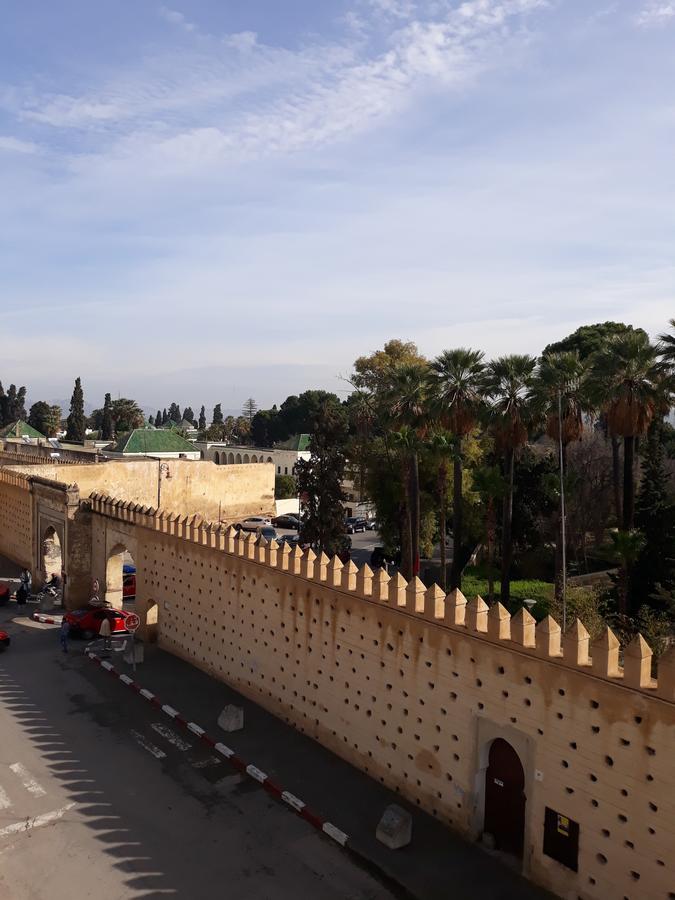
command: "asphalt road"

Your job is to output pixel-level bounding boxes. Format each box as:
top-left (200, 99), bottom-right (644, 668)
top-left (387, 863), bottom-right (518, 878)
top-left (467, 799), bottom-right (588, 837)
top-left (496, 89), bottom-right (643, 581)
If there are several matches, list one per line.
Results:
top-left (0, 604), bottom-right (394, 900)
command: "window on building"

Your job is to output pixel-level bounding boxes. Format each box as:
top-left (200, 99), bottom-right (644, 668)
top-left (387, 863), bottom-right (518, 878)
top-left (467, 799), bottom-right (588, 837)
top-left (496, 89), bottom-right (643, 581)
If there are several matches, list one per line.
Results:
top-left (284, 467), bottom-right (288, 475)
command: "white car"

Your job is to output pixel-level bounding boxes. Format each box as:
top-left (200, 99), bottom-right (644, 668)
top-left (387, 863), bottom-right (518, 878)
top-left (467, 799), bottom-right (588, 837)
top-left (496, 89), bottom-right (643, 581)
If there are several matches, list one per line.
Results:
top-left (237, 516), bottom-right (272, 532)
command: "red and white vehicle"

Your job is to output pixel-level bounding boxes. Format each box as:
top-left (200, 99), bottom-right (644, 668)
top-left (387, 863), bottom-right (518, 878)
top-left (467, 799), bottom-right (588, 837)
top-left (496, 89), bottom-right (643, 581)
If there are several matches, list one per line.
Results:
top-left (65, 606), bottom-right (133, 640)
top-left (0, 629), bottom-right (9, 651)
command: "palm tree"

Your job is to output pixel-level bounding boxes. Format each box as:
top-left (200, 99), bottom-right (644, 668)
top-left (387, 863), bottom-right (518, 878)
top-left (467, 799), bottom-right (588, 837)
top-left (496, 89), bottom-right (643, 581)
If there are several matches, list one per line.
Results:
top-left (533, 351), bottom-right (589, 601)
top-left (426, 430), bottom-right (454, 590)
top-left (659, 318), bottom-right (675, 365)
top-left (484, 354), bottom-right (537, 606)
top-left (610, 529), bottom-right (645, 616)
top-left (588, 332), bottom-right (666, 530)
top-left (472, 465), bottom-right (507, 604)
top-left (385, 364), bottom-right (429, 579)
top-left (428, 349), bottom-right (485, 590)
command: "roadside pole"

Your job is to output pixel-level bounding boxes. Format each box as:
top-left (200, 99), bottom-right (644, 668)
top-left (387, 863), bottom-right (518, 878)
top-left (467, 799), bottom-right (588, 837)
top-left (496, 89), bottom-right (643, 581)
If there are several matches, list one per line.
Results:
top-left (124, 612), bottom-right (141, 672)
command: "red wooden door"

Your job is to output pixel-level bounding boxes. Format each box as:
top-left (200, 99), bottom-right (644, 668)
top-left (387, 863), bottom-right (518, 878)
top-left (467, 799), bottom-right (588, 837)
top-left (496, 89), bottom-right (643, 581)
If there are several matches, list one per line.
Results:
top-left (483, 738), bottom-right (525, 858)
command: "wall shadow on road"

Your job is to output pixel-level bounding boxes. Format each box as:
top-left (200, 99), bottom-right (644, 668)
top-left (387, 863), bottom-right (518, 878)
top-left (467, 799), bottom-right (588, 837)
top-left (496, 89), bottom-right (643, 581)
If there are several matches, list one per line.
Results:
top-left (0, 663), bottom-right (179, 898)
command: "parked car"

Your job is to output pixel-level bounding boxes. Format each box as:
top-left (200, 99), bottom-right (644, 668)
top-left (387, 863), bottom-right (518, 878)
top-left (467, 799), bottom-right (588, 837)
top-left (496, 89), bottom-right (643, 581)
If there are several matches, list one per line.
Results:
top-left (256, 525), bottom-right (278, 542)
top-left (65, 606), bottom-right (133, 640)
top-left (271, 514), bottom-right (300, 530)
top-left (366, 519), bottom-right (379, 531)
top-left (344, 517), bottom-right (367, 534)
top-left (123, 563), bottom-right (136, 601)
top-left (236, 516), bottom-right (272, 532)
top-left (0, 629), bottom-right (10, 651)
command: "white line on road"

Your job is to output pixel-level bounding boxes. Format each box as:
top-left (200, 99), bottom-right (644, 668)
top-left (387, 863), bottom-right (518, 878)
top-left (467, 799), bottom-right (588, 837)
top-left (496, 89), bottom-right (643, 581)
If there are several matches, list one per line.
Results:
top-left (0, 803), bottom-right (76, 838)
top-left (0, 785), bottom-right (11, 810)
top-left (130, 730), bottom-right (167, 759)
top-left (9, 764), bottom-right (46, 798)
top-left (150, 722), bottom-right (191, 751)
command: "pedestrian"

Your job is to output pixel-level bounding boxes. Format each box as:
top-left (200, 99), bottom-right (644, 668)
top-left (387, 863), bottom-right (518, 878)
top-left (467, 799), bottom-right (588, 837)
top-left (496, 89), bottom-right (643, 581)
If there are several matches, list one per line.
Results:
top-left (59, 617), bottom-right (70, 653)
top-left (16, 568), bottom-right (31, 606)
top-left (99, 615), bottom-right (112, 653)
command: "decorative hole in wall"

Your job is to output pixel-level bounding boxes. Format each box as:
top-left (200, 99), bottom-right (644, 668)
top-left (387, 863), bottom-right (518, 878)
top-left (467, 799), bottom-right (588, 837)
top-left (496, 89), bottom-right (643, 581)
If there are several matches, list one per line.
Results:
top-left (591, 799), bottom-right (599, 808)
top-left (620, 738), bottom-right (630, 746)
top-left (648, 802), bottom-right (658, 812)
top-left (629, 872), bottom-right (640, 881)
top-left (601, 828), bottom-right (610, 837)
top-left (569, 742), bottom-right (577, 750)
top-left (476, 679), bottom-right (482, 687)
top-left (634, 715), bottom-right (642, 725)
top-left (592, 726), bottom-right (600, 734)
top-left (561, 760), bottom-right (569, 768)
top-left (646, 774), bottom-right (653, 782)
top-left (524, 699), bottom-right (532, 707)
top-left (646, 746), bottom-right (655, 756)
top-left (624, 840), bottom-right (633, 849)
top-left (618, 814), bottom-right (628, 823)
top-left (596, 854), bottom-right (607, 865)
top-left (502, 690), bottom-right (509, 698)
top-left (621, 789), bottom-right (628, 797)
top-left (590, 699), bottom-right (599, 709)
top-left (524, 676), bottom-right (532, 684)
top-left (510, 717), bottom-right (517, 724)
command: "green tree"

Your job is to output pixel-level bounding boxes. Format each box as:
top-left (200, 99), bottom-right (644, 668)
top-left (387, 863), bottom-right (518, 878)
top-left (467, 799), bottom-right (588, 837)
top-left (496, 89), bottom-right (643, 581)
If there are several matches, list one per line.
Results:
top-left (275, 474), bottom-right (296, 499)
top-left (484, 355), bottom-right (537, 606)
top-left (168, 402), bottom-right (181, 423)
top-left (428, 348), bottom-right (485, 589)
top-left (156, 409), bottom-right (162, 426)
top-left (588, 332), bottom-right (665, 530)
top-left (386, 364), bottom-right (429, 579)
top-left (161, 409), bottom-right (168, 426)
top-left (295, 402), bottom-right (348, 555)
top-left (183, 406), bottom-right (195, 425)
top-left (471, 465), bottom-right (507, 604)
top-left (610, 529), bottom-right (645, 617)
top-left (251, 408), bottom-right (279, 447)
top-left (425, 430), bottom-right (454, 589)
top-left (658, 318), bottom-right (675, 365)
top-left (65, 377), bottom-right (86, 443)
top-left (28, 401), bottom-right (60, 437)
top-left (0, 383), bottom-right (27, 426)
top-left (276, 391), bottom-right (345, 441)
top-left (632, 424), bottom-right (675, 607)
top-left (212, 403), bottom-right (224, 425)
top-left (111, 398), bottom-right (144, 433)
top-left (101, 393), bottom-right (114, 440)
top-left (148, 415), bottom-right (155, 426)
top-left (198, 406), bottom-right (207, 430)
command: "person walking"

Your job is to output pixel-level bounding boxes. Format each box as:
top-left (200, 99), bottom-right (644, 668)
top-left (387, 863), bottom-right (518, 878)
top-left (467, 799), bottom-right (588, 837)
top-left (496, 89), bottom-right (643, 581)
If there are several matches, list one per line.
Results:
top-left (99, 615), bottom-right (112, 654)
top-left (59, 617), bottom-right (70, 653)
top-left (16, 569), bottom-right (31, 606)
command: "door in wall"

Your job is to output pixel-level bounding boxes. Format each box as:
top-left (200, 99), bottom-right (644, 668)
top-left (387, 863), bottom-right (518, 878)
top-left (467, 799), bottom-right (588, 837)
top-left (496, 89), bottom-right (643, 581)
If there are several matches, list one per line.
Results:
top-left (483, 738), bottom-right (526, 858)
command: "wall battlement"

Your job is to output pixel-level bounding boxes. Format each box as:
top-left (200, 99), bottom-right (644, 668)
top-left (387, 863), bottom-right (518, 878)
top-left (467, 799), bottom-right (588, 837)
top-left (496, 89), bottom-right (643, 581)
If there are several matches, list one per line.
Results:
top-left (89, 492), bottom-right (674, 704)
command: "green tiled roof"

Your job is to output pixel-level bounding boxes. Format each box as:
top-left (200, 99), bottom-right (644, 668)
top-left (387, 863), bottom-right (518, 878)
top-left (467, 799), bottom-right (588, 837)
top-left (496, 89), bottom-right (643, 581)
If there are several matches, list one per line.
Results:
top-left (275, 433), bottom-right (311, 452)
top-left (112, 428), bottom-right (196, 454)
top-left (0, 420), bottom-right (45, 440)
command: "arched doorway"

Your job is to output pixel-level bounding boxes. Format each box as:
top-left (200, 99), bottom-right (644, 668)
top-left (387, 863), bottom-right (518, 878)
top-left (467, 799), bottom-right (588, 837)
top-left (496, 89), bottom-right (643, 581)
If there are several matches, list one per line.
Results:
top-left (251, 454), bottom-right (258, 463)
top-left (42, 526), bottom-right (62, 585)
top-left (235, 453), bottom-right (242, 464)
top-left (228, 452), bottom-right (234, 464)
top-left (105, 543), bottom-right (137, 611)
top-left (243, 453), bottom-right (250, 463)
top-left (483, 738), bottom-right (526, 858)
top-left (214, 451), bottom-right (220, 465)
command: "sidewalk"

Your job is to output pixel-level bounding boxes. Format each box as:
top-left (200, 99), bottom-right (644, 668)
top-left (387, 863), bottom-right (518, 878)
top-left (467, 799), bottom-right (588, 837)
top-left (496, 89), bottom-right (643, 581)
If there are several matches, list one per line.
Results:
top-left (90, 642), bottom-right (551, 900)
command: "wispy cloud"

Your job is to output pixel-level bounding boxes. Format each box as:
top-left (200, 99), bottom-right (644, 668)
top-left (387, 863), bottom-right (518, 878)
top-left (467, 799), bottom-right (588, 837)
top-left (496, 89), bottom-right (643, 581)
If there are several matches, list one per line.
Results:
top-left (158, 5), bottom-right (197, 32)
top-left (636, 1), bottom-right (675, 26)
top-left (11, 0), bottom-right (547, 176)
top-left (0, 135), bottom-right (39, 154)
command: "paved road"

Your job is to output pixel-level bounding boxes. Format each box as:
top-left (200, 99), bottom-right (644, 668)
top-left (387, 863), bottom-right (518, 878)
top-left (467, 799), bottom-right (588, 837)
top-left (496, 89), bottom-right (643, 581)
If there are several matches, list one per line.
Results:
top-left (0, 605), bottom-right (394, 900)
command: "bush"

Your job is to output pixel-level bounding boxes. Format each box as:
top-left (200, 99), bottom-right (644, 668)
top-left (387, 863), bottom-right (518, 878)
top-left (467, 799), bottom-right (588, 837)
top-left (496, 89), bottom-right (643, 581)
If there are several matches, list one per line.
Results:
top-left (275, 474), bottom-right (296, 500)
top-left (460, 566), bottom-right (554, 610)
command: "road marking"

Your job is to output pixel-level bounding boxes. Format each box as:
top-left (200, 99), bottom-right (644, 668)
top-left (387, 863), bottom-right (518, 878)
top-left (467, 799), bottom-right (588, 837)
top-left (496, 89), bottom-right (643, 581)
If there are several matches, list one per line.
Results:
top-left (9, 764), bottom-right (46, 798)
top-left (161, 704), bottom-right (179, 718)
top-left (187, 722), bottom-right (205, 737)
top-left (191, 756), bottom-right (221, 769)
top-left (150, 723), bottom-right (191, 751)
top-left (0, 785), bottom-right (11, 810)
top-left (130, 730), bottom-right (166, 759)
top-left (0, 803), bottom-right (76, 838)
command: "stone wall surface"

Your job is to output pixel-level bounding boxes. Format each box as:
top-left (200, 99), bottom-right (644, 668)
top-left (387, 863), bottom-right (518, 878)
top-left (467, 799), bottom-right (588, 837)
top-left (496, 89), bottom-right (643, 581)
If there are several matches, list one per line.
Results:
top-left (0, 466), bottom-right (673, 900)
top-left (87, 494), bottom-right (675, 900)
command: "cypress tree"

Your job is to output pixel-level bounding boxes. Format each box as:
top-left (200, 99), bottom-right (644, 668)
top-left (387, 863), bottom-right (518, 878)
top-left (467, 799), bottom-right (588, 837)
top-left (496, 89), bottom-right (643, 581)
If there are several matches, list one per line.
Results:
top-left (212, 403), bottom-right (224, 425)
top-left (162, 408), bottom-right (168, 425)
top-left (101, 392), bottom-right (114, 440)
top-left (168, 402), bottom-right (181, 423)
top-left (183, 406), bottom-right (194, 424)
top-left (148, 415), bottom-right (154, 426)
top-left (65, 377), bottom-right (86, 442)
top-left (156, 409), bottom-right (162, 426)
top-left (198, 405), bottom-right (207, 430)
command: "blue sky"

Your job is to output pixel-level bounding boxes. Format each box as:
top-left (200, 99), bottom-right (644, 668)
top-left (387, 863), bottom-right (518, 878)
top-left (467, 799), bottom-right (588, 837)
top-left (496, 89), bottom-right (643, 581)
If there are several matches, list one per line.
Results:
top-left (1, 0), bottom-right (674, 412)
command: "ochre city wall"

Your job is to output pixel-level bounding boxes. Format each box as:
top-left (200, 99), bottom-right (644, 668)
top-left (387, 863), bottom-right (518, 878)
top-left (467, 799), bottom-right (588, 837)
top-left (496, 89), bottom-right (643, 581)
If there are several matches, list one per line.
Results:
top-left (0, 470), bottom-right (33, 568)
top-left (90, 494), bottom-right (675, 900)
top-left (2, 459), bottom-right (274, 525)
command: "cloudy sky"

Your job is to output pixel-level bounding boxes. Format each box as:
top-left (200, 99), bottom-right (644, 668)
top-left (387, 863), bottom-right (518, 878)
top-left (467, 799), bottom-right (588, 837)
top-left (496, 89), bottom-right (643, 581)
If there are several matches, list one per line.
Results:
top-left (1, 0), bottom-right (674, 412)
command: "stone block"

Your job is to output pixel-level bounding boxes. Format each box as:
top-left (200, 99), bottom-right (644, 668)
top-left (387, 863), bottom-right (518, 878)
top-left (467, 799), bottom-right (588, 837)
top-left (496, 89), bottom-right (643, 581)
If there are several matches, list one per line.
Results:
top-left (376, 804), bottom-right (412, 850)
top-left (218, 705), bottom-right (244, 733)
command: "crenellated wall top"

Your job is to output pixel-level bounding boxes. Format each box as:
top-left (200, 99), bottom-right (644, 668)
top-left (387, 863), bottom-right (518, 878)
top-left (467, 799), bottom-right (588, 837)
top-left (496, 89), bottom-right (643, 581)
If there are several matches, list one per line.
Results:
top-left (89, 491), bottom-right (675, 703)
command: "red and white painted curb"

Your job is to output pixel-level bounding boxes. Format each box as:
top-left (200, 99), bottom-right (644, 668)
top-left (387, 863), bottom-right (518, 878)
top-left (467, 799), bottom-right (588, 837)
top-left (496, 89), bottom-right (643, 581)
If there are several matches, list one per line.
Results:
top-left (85, 651), bottom-right (349, 849)
top-left (32, 613), bottom-right (63, 625)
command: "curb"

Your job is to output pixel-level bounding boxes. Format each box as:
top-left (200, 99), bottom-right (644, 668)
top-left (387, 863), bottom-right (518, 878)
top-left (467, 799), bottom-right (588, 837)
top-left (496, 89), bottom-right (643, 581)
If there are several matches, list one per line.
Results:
top-left (85, 651), bottom-right (349, 849)
top-left (32, 613), bottom-right (63, 625)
